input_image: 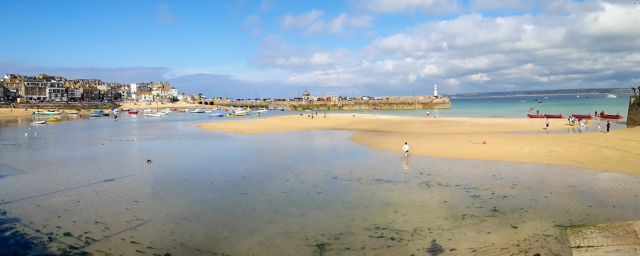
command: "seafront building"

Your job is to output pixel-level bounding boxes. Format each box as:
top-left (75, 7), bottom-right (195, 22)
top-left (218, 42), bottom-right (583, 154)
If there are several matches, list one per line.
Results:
top-left (0, 73), bottom-right (180, 105)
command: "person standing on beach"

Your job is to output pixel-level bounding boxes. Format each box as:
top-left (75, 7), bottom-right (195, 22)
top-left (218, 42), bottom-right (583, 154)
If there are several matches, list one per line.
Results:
top-left (606, 120), bottom-right (611, 133)
top-left (402, 142), bottom-right (410, 156)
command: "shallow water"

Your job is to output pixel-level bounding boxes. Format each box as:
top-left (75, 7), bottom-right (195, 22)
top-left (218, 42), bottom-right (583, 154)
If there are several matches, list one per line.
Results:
top-left (0, 113), bottom-right (639, 255)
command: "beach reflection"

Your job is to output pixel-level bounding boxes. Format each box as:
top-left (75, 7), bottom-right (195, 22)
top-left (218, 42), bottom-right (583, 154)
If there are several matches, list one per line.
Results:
top-left (0, 114), bottom-right (639, 255)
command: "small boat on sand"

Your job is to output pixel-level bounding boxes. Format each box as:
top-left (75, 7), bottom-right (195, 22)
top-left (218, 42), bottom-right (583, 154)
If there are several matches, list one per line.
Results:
top-left (571, 114), bottom-right (592, 120)
top-left (31, 120), bottom-right (47, 126)
top-left (47, 117), bottom-right (62, 123)
top-left (90, 110), bottom-right (104, 117)
top-left (599, 113), bottom-right (623, 120)
top-left (33, 110), bottom-right (61, 116)
top-left (254, 109), bottom-right (268, 113)
top-left (528, 114), bottom-right (563, 119)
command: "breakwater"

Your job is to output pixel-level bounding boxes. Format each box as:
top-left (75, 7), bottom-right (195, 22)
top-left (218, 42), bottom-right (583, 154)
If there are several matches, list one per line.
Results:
top-left (205, 96), bottom-right (451, 111)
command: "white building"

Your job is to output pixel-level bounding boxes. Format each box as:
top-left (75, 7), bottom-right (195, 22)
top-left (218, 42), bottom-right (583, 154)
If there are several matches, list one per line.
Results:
top-left (46, 80), bottom-right (66, 102)
top-left (169, 88), bottom-right (179, 97)
top-left (129, 83), bottom-right (137, 100)
top-left (433, 84), bottom-right (438, 97)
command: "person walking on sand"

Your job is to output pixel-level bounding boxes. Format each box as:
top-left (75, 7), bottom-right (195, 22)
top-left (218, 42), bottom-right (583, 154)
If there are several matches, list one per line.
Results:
top-left (402, 142), bottom-right (411, 156)
top-left (544, 118), bottom-right (550, 130)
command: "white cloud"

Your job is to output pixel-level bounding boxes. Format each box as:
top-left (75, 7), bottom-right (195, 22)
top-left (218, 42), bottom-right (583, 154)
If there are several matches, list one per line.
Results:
top-left (282, 9), bottom-right (324, 31)
top-left (471, 0), bottom-right (534, 12)
top-left (257, 1), bottom-right (640, 94)
top-left (469, 73), bottom-right (491, 82)
top-left (282, 10), bottom-right (372, 35)
top-left (362, 0), bottom-right (460, 15)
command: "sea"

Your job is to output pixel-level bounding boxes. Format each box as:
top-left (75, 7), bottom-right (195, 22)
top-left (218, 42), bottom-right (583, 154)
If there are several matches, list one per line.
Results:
top-left (373, 92), bottom-right (632, 119)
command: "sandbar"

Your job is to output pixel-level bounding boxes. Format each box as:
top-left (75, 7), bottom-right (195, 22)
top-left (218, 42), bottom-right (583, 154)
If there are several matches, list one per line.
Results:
top-left (199, 114), bottom-right (640, 175)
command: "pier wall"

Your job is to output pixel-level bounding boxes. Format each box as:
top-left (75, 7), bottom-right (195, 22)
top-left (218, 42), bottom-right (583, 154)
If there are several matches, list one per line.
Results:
top-left (628, 96), bottom-right (640, 127)
top-left (208, 97), bottom-right (451, 111)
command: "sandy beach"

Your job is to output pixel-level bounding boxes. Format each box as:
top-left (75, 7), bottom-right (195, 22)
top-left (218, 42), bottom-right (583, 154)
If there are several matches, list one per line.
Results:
top-left (199, 114), bottom-right (640, 175)
top-left (0, 108), bottom-right (38, 119)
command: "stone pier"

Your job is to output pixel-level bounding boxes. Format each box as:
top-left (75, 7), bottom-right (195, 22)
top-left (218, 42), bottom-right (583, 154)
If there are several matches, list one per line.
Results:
top-left (628, 95), bottom-right (640, 128)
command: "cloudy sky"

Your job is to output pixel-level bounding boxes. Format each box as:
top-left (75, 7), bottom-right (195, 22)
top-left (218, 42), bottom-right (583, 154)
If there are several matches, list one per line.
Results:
top-left (1, 0), bottom-right (639, 97)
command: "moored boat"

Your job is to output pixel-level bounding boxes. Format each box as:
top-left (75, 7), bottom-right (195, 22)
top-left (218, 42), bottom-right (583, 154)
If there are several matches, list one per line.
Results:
top-left (231, 109), bottom-right (248, 116)
top-left (31, 120), bottom-right (47, 126)
top-left (144, 112), bottom-right (168, 117)
top-left (209, 112), bottom-right (226, 117)
top-left (128, 110), bottom-right (139, 114)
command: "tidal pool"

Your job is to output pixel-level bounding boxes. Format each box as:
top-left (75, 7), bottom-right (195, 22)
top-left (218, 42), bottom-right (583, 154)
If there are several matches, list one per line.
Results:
top-left (0, 114), bottom-right (639, 255)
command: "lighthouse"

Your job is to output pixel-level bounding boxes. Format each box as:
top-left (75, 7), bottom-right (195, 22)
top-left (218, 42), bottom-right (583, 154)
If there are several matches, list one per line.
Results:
top-left (433, 84), bottom-right (438, 97)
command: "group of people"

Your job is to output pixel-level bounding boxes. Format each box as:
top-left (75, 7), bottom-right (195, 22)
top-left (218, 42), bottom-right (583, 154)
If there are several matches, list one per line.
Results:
top-left (566, 115), bottom-right (612, 133)
top-left (300, 111), bottom-right (326, 119)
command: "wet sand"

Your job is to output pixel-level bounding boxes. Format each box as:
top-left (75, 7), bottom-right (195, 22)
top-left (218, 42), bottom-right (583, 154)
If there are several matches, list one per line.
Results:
top-left (199, 114), bottom-right (640, 175)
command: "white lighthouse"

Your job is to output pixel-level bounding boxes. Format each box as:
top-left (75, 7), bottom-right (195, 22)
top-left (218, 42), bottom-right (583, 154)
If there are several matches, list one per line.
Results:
top-left (433, 84), bottom-right (438, 97)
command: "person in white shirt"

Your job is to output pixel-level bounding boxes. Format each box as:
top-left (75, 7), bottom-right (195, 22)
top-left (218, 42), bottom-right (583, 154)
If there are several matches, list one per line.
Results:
top-left (402, 142), bottom-right (410, 156)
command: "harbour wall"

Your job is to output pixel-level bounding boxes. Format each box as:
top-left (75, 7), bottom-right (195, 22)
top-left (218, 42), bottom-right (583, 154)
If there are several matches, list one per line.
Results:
top-left (207, 96), bottom-right (451, 111)
top-left (628, 95), bottom-right (640, 127)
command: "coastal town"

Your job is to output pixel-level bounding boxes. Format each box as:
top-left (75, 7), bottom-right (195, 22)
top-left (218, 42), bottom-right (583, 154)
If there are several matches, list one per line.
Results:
top-left (0, 73), bottom-right (184, 104)
top-left (0, 73), bottom-right (451, 111)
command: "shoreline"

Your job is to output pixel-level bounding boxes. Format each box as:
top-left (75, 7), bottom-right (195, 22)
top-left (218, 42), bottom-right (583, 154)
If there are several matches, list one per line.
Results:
top-left (199, 114), bottom-right (640, 175)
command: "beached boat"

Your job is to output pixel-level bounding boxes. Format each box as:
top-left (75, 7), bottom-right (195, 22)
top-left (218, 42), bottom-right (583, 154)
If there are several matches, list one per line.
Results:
top-left (599, 113), bottom-right (623, 120)
top-left (571, 114), bottom-right (593, 120)
top-left (254, 109), bottom-right (268, 113)
top-left (33, 110), bottom-right (61, 116)
top-left (47, 117), bottom-right (62, 123)
top-left (90, 110), bottom-right (104, 117)
top-left (128, 110), bottom-right (139, 114)
top-left (527, 114), bottom-right (563, 119)
top-left (190, 109), bottom-right (206, 113)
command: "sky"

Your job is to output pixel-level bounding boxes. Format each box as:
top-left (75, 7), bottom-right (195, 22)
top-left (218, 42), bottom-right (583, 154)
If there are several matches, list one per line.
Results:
top-left (1, 0), bottom-right (639, 97)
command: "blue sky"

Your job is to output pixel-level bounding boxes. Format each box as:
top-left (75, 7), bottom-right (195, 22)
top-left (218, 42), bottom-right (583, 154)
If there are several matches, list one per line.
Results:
top-left (1, 0), bottom-right (639, 97)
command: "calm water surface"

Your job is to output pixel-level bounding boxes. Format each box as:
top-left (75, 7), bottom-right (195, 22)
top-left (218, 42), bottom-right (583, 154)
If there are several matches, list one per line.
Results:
top-left (1, 113), bottom-right (639, 255)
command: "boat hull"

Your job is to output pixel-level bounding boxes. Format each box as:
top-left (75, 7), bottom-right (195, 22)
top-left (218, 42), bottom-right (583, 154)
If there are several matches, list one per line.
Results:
top-left (571, 114), bottom-right (592, 120)
top-left (528, 114), bottom-right (563, 119)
